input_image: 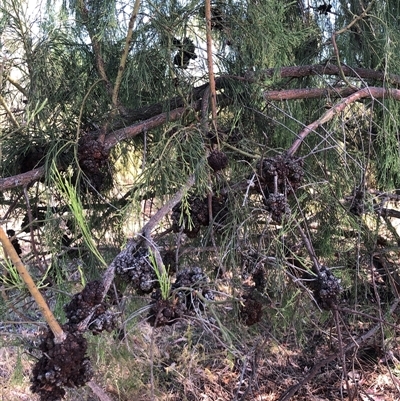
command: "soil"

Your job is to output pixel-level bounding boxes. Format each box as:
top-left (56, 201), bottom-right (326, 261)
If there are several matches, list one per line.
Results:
top-left (2, 309), bottom-right (400, 400)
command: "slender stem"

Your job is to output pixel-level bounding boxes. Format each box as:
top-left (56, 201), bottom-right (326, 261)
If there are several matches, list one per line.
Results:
top-left (112, 0), bottom-right (141, 109)
top-left (0, 94), bottom-right (19, 127)
top-left (335, 0), bottom-right (375, 35)
top-left (287, 87), bottom-right (400, 156)
top-left (7, 75), bottom-right (28, 97)
top-left (205, 0), bottom-right (218, 133)
top-left (0, 226), bottom-right (66, 343)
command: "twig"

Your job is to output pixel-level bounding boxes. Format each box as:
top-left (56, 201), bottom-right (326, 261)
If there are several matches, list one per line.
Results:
top-left (338, 306), bottom-right (399, 329)
top-left (205, 0), bottom-right (218, 132)
top-left (0, 285), bottom-right (37, 322)
top-left (330, 33), bottom-right (357, 90)
top-left (296, 224), bottom-right (320, 275)
top-left (76, 0), bottom-right (137, 143)
top-left (0, 94), bottom-right (19, 127)
top-left (335, 0), bottom-right (376, 36)
top-left (141, 172), bottom-right (195, 275)
top-left (297, 220), bottom-right (349, 397)
top-left (112, 0), bottom-right (141, 111)
top-left (332, 306), bottom-right (350, 400)
top-left (235, 338), bottom-right (267, 401)
top-left (23, 187), bottom-right (45, 273)
top-left (142, 174), bottom-right (195, 238)
top-left (7, 75), bottom-right (28, 97)
top-left (87, 380), bottom-right (114, 401)
top-left (0, 59), bottom-right (19, 127)
top-left (76, 0), bottom-right (112, 97)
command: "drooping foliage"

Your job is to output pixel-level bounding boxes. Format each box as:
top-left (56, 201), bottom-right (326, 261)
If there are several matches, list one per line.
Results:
top-left (2, 0), bottom-right (400, 399)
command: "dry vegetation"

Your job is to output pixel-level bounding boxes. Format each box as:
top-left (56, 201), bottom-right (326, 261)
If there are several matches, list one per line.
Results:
top-left (2, 238), bottom-right (400, 401)
top-left (2, 1), bottom-right (400, 400)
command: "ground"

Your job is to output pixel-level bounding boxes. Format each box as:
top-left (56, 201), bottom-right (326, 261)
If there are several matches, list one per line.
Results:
top-left (1, 294), bottom-right (400, 401)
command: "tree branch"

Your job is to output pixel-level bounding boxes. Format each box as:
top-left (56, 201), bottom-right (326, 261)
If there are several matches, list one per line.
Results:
top-left (205, 0), bottom-right (218, 132)
top-left (250, 64), bottom-right (400, 86)
top-left (112, 0), bottom-right (141, 111)
top-left (2, 65), bottom-right (400, 191)
top-left (0, 166), bottom-right (46, 191)
top-left (76, 0), bottom-right (113, 98)
top-left (287, 87), bottom-right (400, 156)
top-left (104, 105), bottom-right (195, 151)
top-left (264, 86), bottom-right (357, 101)
top-left (120, 64), bottom-right (400, 127)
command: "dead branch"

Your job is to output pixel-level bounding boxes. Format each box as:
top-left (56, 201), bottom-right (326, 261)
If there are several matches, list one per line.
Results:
top-left (104, 105), bottom-right (192, 151)
top-left (0, 166), bottom-right (46, 191)
top-left (87, 380), bottom-right (114, 401)
top-left (76, 0), bottom-right (113, 97)
top-left (2, 65), bottom-right (400, 192)
top-left (121, 64), bottom-right (400, 126)
top-left (112, 0), bottom-right (141, 111)
top-left (0, 105), bottom-right (197, 191)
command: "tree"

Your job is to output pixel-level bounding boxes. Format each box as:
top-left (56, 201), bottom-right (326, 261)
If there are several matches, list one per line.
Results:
top-left (1, 0), bottom-right (400, 400)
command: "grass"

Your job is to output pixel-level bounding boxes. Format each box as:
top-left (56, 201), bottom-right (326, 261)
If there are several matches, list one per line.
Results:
top-left (1, 291), bottom-right (400, 400)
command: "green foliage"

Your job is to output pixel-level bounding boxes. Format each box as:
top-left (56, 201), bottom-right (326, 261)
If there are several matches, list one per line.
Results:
top-left (375, 100), bottom-right (400, 188)
top-left (2, 0), bottom-right (400, 399)
top-left (51, 163), bottom-right (107, 267)
top-left (148, 249), bottom-right (171, 300)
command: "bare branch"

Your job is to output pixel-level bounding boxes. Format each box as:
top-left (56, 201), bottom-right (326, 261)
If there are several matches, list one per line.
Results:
top-left (0, 166), bottom-right (46, 191)
top-left (104, 105), bottom-right (193, 151)
top-left (264, 86), bottom-right (356, 101)
top-left (287, 87), bottom-right (400, 156)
